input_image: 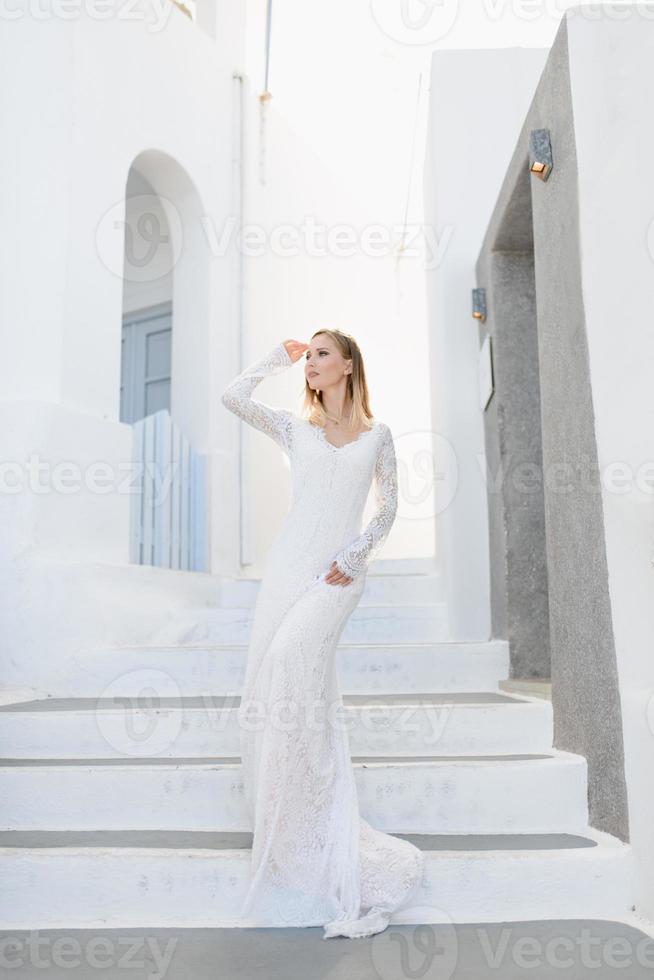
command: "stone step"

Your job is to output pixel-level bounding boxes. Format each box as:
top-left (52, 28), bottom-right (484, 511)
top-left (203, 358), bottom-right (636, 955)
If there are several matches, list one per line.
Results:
top-left (500, 678), bottom-right (552, 701)
top-left (0, 693), bottom-right (553, 759)
top-left (0, 829), bottom-right (632, 929)
top-left (149, 603), bottom-right (449, 646)
top-left (7, 917), bottom-right (650, 976)
top-left (64, 640), bottom-right (509, 698)
top-left (0, 751), bottom-right (587, 835)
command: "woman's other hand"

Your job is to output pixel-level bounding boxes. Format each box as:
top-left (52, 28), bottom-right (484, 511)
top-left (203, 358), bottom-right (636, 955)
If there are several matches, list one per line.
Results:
top-left (324, 560), bottom-right (354, 587)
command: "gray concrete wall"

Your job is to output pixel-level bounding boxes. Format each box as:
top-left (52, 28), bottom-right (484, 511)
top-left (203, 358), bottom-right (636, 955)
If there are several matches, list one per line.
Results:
top-left (475, 15), bottom-right (629, 840)
top-left (476, 227), bottom-right (550, 679)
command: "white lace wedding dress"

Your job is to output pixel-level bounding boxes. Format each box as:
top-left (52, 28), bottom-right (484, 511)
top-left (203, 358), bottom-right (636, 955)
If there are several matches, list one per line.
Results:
top-left (221, 341), bottom-right (425, 939)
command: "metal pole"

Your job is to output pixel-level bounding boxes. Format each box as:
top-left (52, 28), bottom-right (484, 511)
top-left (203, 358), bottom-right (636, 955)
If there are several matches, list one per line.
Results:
top-left (264, 0), bottom-right (273, 94)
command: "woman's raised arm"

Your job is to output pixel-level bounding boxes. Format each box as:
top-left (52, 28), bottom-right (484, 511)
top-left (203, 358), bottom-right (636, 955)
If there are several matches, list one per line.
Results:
top-left (220, 341), bottom-right (296, 454)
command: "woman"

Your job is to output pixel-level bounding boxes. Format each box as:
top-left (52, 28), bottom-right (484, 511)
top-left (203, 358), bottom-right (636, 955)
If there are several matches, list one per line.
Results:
top-left (221, 329), bottom-right (425, 939)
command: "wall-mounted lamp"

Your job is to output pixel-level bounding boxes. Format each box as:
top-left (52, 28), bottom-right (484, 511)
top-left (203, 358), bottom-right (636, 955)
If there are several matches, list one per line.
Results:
top-left (472, 287), bottom-right (487, 323)
top-left (529, 128), bottom-right (553, 181)
top-left (170, 0), bottom-right (193, 17)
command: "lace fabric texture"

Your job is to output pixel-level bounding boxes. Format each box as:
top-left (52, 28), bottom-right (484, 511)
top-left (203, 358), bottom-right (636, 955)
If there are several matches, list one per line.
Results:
top-left (331, 422), bottom-right (398, 580)
top-left (220, 342), bottom-right (425, 935)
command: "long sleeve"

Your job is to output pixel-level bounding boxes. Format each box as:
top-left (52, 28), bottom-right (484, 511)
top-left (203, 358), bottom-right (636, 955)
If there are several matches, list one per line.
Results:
top-left (220, 341), bottom-right (295, 454)
top-left (332, 423), bottom-right (398, 579)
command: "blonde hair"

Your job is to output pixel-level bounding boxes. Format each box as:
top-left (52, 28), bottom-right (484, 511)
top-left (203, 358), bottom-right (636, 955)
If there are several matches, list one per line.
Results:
top-left (301, 329), bottom-right (374, 431)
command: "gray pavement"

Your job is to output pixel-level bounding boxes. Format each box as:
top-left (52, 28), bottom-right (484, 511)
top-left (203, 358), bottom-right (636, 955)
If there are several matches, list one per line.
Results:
top-left (1, 920), bottom-right (654, 979)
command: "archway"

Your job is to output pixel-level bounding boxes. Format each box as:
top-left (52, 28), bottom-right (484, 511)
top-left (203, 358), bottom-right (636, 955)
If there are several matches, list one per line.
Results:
top-left (120, 150), bottom-right (210, 571)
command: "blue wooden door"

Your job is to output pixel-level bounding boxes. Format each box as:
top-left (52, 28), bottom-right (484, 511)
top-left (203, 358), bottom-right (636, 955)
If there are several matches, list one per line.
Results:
top-left (121, 303), bottom-right (172, 424)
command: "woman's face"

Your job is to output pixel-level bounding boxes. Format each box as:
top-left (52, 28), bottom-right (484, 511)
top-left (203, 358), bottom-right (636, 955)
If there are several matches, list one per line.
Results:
top-left (304, 334), bottom-right (351, 390)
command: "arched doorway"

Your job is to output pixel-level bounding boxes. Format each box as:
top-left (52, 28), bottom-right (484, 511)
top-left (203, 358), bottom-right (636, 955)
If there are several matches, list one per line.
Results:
top-left (120, 151), bottom-right (210, 572)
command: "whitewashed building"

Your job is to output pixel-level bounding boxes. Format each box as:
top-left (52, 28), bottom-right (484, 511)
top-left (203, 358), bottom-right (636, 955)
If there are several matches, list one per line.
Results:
top-left (426, 3), bottom-right (654, 930)
top-left (1, 0), bottom-right (653, 944)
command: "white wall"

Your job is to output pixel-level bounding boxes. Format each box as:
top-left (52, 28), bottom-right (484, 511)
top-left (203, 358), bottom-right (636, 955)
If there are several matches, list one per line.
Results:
top-left (566, 3), bottom-right (654, 924)
top-left (230, 0), bottom-right (438, 575)
top-left (423, 47), bottom-right (548, 639)
top-left (0, 0), bottom-right (246, 573)
top-left (419, 0), bottom-right (654, 919)
top-left (0, 0), bottom-right (251, 693)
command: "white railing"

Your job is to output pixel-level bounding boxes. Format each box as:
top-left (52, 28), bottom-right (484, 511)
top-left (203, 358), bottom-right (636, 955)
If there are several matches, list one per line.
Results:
top-left (130, 410), bottom-right (208, 572)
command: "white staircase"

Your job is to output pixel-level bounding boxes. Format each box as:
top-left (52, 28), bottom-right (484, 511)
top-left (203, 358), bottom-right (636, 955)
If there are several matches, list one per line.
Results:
top-left (0, 565), bottom-right (634, 929)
